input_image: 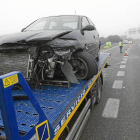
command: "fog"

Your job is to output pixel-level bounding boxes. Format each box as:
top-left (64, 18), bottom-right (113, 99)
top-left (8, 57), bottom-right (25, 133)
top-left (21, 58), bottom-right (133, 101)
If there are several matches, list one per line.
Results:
top-left (0, 0), bottom-right (140, 37)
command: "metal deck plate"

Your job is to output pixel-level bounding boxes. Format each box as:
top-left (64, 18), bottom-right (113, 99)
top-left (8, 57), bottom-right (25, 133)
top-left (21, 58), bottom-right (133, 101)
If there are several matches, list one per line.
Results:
top-left (0, 53), bottom-right (110, 136)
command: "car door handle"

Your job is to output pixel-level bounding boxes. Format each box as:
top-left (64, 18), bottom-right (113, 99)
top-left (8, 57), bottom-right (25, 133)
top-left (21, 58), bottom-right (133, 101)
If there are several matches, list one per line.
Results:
top-left (93, 35), bottom-right (95, 38)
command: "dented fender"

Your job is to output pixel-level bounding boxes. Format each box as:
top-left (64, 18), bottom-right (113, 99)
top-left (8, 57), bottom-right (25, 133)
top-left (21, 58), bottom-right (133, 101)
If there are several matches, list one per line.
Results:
top-left (61, 59), bottom-right (79, 84)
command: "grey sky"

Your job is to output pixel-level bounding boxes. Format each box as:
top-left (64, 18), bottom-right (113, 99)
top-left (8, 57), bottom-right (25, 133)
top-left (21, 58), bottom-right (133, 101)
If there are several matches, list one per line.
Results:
top-left (0, 0), bottom-right (140, 37)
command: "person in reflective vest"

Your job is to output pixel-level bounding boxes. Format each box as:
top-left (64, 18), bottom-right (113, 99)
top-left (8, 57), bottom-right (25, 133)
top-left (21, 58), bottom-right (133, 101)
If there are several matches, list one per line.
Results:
top-left (119, 41), bottom-right (123, 53)
top-left (109, 42), bottom-right (112, 48)
top-left (106, 42), bottom-right (109, 48)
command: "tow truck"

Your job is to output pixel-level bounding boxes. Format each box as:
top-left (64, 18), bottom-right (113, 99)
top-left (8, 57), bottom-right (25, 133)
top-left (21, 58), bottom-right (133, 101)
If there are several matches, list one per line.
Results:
top-left (0, 53), bottom-right (110, 140)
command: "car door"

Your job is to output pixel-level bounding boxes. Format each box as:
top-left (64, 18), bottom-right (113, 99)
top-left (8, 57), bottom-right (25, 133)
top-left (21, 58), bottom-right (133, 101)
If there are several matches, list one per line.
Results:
top-left (87, 17), bottom-right (100, 58)
top-left (82, 17), bottom-right (96, 57)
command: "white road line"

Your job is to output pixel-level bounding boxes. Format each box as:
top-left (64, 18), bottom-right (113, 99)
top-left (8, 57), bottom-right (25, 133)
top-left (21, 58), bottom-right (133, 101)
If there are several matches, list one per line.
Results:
top-left (114, 62), bottom-right (122, 66)
top-left (112, 80), bottom-right (123, 89)
top-left (117, 71), bottom-right (125, 76)
top-left (123, 58), bottom-right (127, 61)
top-left (102, 98), bottom-right (120, 118)
top-left (124, 56), bottom-right (128, 58)
top-left (120, 65), bottom-right (126, 68)
top-left (121, 61), bottom-right (126, 64)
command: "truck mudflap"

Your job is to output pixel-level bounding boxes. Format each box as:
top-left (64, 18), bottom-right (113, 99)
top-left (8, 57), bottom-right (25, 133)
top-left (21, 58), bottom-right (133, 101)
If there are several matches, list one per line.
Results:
top-left (0, 53), bottom-right (110, 140)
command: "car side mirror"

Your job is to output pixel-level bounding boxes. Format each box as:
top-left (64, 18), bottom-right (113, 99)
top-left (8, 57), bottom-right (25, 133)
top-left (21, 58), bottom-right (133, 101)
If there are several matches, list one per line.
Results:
top-left (82, 25), bottom-right (95, 31)
top-left (21, 28), bottom-right (25, 32)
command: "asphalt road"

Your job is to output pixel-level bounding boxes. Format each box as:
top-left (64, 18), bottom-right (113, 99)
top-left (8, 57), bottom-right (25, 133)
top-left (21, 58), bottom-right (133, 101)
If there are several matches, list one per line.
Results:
top-left (80, 42), bottom-right (140, 140)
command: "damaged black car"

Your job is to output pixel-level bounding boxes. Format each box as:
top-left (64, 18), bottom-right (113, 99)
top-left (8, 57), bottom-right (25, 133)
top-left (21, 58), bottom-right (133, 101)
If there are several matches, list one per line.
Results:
top-left (0, 15), bottom-right (100, 85)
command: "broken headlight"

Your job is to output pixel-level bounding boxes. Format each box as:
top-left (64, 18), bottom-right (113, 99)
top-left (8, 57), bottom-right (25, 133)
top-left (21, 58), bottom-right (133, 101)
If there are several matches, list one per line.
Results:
top-left (54, 48), bottom-right (70, 56)
top-left (51, 38), bottom-right (77, 56)
top-left (52, 38), bottom-right (77, 46)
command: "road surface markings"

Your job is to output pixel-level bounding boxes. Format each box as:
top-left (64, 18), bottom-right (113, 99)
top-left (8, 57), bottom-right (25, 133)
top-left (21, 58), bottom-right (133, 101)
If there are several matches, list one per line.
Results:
top-left (117, 71), bottom-right (125, 76)
top-left (112, 80), bottom-right (123, 89)
top-left (120, 65), bottom-right (126, 68)
top-left (123, 58), bottom-right (127, 61)
top-left (124, 56), bottom-right (128, 58)
top-left (102, 98), bottom-right (120, 118)
top-left (121, 61), bottom-right (126, 64)
top-left (114, 62), bottom-right (122, 66)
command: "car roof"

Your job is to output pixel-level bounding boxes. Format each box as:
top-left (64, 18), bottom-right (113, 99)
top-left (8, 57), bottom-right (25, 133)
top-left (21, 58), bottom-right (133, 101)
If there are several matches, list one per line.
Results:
top-left (43, 15), bottom-right (84, 18)
top-left (36, 15), bottom-right (85, 21)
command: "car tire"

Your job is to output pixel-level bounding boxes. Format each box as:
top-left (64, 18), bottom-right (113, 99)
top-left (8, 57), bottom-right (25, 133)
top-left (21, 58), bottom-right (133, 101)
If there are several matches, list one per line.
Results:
top-left (96, 76), bottom-right (102, 104)
top-left (89, 83), bottom-right (97, 110)
top-left (71, 51), bottom-right (98, 80)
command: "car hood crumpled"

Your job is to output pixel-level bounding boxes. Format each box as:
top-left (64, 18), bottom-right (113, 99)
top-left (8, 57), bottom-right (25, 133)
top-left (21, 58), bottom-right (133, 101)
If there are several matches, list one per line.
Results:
top-left (0, 30), bottom-right (71, 45)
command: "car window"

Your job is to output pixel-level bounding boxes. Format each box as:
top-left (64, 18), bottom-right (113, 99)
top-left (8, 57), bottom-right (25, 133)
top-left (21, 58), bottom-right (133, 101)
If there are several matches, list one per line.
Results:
top-left (26, 20), bottom-right (47, 31)
top-left (48, 20), bottom-right (78, 30)
top-left (25, 16), bottom-right (79, 31)
top-left (49, 21), bottom-right (57, 29)
top-left (63, 22), bottom-right (78, 30)
top-left (87, 18), bottom-right (96, 30)
top-left (82, 17), bottom-right (89, 28)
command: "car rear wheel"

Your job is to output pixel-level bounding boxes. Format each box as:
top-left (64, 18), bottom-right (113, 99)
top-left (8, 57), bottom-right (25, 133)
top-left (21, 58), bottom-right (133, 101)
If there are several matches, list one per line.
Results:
top-left (71, 51), bottom-right (98, 80)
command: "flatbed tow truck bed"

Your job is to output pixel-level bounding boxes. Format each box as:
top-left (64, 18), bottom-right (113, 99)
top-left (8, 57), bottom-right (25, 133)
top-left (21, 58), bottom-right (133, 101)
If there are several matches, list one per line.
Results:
top-left (0, 53), bottom-right (110, 140)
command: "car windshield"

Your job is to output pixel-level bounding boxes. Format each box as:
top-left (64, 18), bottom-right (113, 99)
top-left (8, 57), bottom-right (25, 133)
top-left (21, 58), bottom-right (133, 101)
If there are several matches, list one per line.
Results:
top-left (24, 16), bottom-right (79, 31)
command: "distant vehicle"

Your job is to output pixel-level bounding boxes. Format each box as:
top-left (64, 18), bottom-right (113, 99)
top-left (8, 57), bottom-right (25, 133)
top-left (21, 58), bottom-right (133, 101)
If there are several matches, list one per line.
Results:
top-left (123, 40), bottom-right (128, 44)
top-left (129, 41), bottom-right (132, 44)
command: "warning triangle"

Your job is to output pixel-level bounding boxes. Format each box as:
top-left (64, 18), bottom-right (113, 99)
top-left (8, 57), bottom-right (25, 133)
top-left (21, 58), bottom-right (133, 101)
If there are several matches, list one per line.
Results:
top-left (5, 79), bottom-right (10, 86)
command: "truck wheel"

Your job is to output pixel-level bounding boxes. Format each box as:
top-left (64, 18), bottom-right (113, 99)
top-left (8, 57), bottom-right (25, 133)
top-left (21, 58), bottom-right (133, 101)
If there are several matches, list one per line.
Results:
top-left (96, 76), bottom-right (102, 104)
top-left (89, 83), bottom-right (97, 110)
top-left (96, 55), bottom-right (99, 61)
top-left (71, 51), bottom-right (98, 80)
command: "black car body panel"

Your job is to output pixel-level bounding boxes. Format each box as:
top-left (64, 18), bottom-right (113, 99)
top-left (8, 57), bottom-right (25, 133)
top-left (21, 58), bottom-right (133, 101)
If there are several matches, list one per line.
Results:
top-left (0, 15), bottom-right (100, 84)
top-left (0, 30), bottom-right (72, 45)
top-left (0, 15), bottom-right (99, 56)
top-left (60, 30), bottom-right (86, 50)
